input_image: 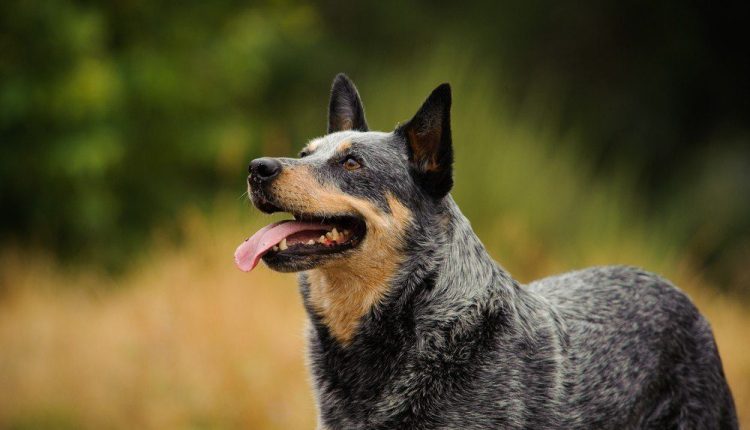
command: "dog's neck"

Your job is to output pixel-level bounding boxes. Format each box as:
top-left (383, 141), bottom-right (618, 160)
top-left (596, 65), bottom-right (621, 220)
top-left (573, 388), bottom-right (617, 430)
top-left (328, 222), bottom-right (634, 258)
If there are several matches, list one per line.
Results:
top-left (301, 195), bottom-right (517, 347)
top-left (299, 196), bottom-right (528, 425)
top-left (407, 197), bottom-right (518, 344)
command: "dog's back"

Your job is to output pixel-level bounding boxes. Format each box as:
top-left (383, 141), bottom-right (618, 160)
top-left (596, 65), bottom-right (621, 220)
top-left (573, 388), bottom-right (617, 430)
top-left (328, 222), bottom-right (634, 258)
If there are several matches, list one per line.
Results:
top-left (528, 266), bottom-right (738, 428)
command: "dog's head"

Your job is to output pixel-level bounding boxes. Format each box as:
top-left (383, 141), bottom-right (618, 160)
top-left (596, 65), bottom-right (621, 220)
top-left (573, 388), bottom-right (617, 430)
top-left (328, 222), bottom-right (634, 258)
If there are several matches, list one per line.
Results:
top-left (235, 74), bottom-right (453, 273)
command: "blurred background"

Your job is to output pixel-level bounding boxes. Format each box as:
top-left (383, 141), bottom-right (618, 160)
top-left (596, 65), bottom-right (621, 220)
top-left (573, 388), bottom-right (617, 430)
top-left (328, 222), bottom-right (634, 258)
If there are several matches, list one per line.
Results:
top-left (1, 0), bottom-right (748, 428)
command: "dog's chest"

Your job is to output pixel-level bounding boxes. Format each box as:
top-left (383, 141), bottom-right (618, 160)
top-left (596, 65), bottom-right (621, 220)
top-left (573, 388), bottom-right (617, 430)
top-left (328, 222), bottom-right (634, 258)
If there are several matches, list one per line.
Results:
top-left (307, 328), bottom-right (523, 429)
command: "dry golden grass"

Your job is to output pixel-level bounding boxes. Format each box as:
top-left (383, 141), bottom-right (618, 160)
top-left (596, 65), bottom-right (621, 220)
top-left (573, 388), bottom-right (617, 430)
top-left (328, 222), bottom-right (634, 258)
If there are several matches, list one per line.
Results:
top-left (0, 208), bottom-right (748, 429)
top-left (0, 212), bottom-right (316, 429)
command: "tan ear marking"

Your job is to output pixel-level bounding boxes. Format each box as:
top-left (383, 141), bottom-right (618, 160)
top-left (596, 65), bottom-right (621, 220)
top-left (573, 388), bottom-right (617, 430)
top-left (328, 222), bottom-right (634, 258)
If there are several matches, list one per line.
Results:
top-left (406, 128), bottom-right (442, 172)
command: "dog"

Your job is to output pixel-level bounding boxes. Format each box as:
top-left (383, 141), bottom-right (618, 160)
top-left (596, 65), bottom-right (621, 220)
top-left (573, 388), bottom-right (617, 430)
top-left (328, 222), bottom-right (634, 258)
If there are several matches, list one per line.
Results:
top-left (235, 74), bottom-right (738, 429)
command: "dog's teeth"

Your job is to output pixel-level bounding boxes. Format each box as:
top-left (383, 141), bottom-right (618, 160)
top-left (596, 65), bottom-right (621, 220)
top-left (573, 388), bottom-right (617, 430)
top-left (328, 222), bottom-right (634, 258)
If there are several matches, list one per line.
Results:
top-left (325, 231), bottom-right (334, 240)
top-left (272, 246), bottom-right (279, 251)
top-left (318, 235), bottom-right (326, 243)
top-left (343, 229), bottom-right (350, 236)
top-left (307, 240), bottom-right (315, 245)
top-left (331, 228), bottom-right (340, 241)
top-left (279, 238), bottom-right (288, 250)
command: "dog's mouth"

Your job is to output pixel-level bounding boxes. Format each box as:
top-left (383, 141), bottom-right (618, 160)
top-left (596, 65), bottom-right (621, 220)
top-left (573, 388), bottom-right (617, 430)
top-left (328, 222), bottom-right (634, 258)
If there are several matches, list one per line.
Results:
top-left (234, 204), bottom-right (366, 272)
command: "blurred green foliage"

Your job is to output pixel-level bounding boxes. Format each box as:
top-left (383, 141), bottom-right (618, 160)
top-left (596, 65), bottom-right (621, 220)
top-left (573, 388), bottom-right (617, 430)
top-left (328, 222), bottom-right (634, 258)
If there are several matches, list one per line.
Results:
top-left (1, 0), bottom-right (327, 267)
top-left (1, 1), bottom-right (748, 291)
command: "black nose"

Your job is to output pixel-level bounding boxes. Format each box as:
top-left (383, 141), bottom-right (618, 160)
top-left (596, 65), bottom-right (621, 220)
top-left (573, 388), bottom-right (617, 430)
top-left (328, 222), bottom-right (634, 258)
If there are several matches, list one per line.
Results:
top-left (249, 157), bottom-right (282, 181)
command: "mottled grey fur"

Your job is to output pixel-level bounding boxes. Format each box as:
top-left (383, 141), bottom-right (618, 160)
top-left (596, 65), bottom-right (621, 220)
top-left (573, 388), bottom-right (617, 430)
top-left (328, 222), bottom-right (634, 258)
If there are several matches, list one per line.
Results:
top-left (250, 74), bottom-right (738, 429)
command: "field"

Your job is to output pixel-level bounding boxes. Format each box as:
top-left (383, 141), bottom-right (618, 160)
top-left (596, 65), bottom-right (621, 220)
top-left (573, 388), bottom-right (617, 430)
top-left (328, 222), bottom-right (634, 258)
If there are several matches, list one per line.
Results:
top-left (1, 205), bottom-right (748, 429)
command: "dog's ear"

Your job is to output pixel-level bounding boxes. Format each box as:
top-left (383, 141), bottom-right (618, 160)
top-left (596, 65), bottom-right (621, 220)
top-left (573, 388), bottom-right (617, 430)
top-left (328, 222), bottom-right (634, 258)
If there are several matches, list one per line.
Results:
top-left (328, 73), bottom-right (368, 133)
top-left (396, 83), bottom-right (453, 199)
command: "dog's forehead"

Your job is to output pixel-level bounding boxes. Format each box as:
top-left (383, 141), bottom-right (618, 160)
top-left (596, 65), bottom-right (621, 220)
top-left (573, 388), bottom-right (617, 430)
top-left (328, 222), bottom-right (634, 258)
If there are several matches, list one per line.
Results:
top-left (304, 131), bottom-right (392, 158)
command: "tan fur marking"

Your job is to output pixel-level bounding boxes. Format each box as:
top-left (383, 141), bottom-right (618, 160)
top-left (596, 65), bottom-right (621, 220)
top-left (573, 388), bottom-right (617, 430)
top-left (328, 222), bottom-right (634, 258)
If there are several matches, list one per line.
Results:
top-left (308, 194), bottom-right (409, 344)
top-left (271, 167), bottom-right (411, 344)
top-left (336, 139), bottom-right (352, 153)
top-left (304, 140), bottom-right (321, 153)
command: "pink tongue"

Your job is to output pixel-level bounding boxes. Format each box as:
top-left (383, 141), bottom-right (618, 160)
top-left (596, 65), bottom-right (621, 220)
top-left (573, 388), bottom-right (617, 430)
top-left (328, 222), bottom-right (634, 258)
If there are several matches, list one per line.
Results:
top-left (234, 220), bottom-right (332, 272)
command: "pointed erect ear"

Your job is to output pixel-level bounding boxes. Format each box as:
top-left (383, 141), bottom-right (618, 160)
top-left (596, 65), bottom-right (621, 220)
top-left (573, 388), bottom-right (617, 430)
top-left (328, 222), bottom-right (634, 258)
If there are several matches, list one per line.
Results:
top-left (328, 73), bottom-right (368, 133)
top-left (396, 83), bottom-right (453, 199)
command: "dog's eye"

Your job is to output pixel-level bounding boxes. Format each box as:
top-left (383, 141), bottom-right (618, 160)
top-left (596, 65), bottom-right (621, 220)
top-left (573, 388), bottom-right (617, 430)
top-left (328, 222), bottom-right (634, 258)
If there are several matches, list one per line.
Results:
top-left (342, 156), bottom-right (361, 171)
top-left (299, 150), bottom-right (309, 158)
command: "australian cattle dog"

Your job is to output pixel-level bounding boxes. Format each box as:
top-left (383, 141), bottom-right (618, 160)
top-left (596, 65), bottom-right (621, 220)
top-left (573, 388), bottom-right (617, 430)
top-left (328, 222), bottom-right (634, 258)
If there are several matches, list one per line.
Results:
top-left (235, 74), bottom-right (737, 429)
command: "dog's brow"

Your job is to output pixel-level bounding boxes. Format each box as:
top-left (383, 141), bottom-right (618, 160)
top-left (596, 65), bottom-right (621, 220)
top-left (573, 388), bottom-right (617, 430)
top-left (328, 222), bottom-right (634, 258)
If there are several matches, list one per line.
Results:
top-left (335, 140), bottom-right (352, 154)
top-left (303, 140), bottom-right (321, 154)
